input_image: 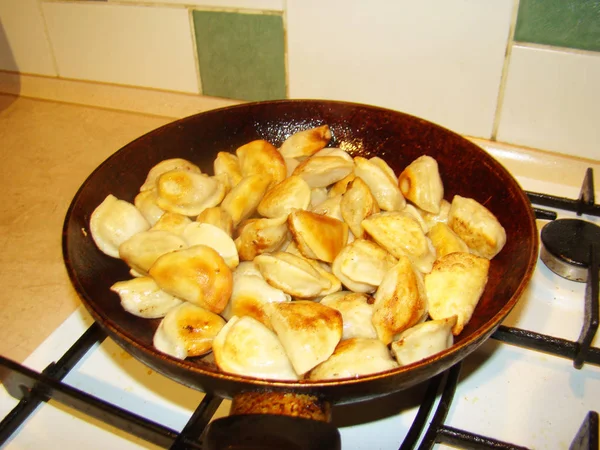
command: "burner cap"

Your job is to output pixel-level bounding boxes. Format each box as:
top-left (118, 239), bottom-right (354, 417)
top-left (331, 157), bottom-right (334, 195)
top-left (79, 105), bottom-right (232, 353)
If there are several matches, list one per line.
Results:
top-left (540, 218), bottom-right (600, 282)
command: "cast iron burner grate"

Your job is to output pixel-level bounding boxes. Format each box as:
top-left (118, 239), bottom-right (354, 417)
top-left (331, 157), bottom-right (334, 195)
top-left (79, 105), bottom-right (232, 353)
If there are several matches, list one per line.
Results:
top-left (0, 169), bottom-right (599, 450)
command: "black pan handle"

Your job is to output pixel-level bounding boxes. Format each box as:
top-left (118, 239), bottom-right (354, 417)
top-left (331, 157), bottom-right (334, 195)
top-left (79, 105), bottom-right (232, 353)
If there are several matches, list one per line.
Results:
top-left (203, 414), bottom-right (341, 450)
top-left (202, 391), bottom-right (340, 450)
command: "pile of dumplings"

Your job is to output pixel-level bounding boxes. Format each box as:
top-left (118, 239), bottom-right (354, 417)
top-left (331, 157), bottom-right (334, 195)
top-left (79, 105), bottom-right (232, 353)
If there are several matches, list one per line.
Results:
top-left (90, 125), bottom-right (507, 381)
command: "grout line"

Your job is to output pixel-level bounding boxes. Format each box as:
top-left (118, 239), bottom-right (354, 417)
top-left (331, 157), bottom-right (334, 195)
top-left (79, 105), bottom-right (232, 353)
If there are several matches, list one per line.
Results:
top-left (512, 41), bottom-right (600, 58)
top-left (187, 7), bottom-right (203, 94)
top-left (282, 0), bottom-right (289, 98)
top-left (490, 0), bottom-right (520, 141)
top-left (36, 0), bottom-right (61, 77)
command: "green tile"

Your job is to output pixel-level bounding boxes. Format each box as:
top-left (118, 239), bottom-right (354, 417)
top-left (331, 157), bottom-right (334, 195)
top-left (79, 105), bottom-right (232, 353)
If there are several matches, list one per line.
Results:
top-left (514, 0), bottom-right (600, 52)
top-left (193, 11), bottom-right (286, 101)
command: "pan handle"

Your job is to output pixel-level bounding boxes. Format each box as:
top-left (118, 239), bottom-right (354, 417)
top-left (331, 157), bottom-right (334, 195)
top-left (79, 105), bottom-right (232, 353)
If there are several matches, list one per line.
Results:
top-left (202, 392), bottom-right (341, 450)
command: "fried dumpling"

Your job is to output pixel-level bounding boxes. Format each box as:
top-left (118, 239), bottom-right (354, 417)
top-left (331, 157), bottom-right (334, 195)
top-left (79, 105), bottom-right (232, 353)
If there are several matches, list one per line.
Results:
top-left (279, 125), bottom-right (332, 159)
top-left (310, 187), bottom-right (329, 209)
top-left (236, 139), bottom-right (287, 189)
top-left (428, 222), bottom-right (469, 258)
top-left (213, 151), bottom-right (243, 191)
top-left (150, 212), bottom-right (192, 235)
top-left (320, 291), bottom-right (377, 340)
top-left (372, 255), bottom-right (428, 345)
top-left (391, 316), bottom-right (457, 365)
top-left (196, 206), bottom-right (234, 237)
top-left (182, 222), bottom-right (239, 269)
top-left (220, 174), bottom-right (272, 227)
top-left (420, 199), bottom-right (451, 230)
top-left (329, 173), bottom-right (356, 197)
top-left (156, 170), bottom-right (226, 216)
top-left (448, 195), bottom-right (507, 259)
top-left (424, 252), bottom-right (490, 335)
top-left (134, 189), bottom-right (165, 226)
top-left (288, 210), bottom-right (348, 263)
top-left (340, 177), bottom-right (380, 239)
top-left (90, 194), bottom-right (150, 258)
top-left (140, 158), bottom-right (201, 192)
top-left (221, 273), bottom-right (291, 329)
top-left (362, 211), bottom-right (436, 273)
top-left (235, 215), bottom-right (289, 261)
top-left (257, 175), bottom-right (311, 218)
top-left (311, 147), bottom-right (353, 162)
top-left (212, 315), bottom-right (298, 380)
top-left (398, 155), bottom-right (444, 214)
top-left (111, 277), bottom-right (183, 319)
top-left (119, 230), bottom-right (188, 275)
top-left (331, 239), bottom-right (397, 294)
top-left (292, 155), bottom-right (354, 188)
top-left (270, 301), bottom-right (343, 375)
top-left (149, 245), bottom-right (233, 314)
top-left (353, 157), bottom-right (405, 211)
top-left (308, 338), bottom-right (398, 380)
top-left (311, 194), bottom-right (344, 222)
top-left (153, 302), bottom-right (226, 359)
top-left (254, 251), bottom-right (331, 298)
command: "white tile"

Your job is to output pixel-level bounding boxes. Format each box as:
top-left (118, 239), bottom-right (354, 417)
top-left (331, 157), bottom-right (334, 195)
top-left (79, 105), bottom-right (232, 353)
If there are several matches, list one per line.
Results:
top-left (109, 0), bottom-right (284, 11)
top-left (497, 45), bottom-right (600, 161)
top-left (287, 0), bottom-right (513, 138)
top-left (41, 2), bottom-right (199, 93)
top-left (0, 0), bottom-right (56, 75)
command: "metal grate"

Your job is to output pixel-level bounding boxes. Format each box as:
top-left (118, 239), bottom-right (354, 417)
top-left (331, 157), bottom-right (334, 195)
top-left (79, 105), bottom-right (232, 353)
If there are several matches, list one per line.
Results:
top-left (0, 169), bottom-right (598, 450)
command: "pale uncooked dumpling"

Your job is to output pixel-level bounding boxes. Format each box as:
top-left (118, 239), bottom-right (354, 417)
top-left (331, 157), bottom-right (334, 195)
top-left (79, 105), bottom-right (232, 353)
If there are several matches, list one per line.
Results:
top-left (134, 189), bottom-right (165, 226)
top-left (391, 316), bottom-right (457, 365)
top-left (279, 125), bottom-right (331, 159)
top-left (353, 156), bottom-right (405, 211)
top-left (320, 291), bottom-right (377, 340)
top-left (292, 156), bottom-right (354, 188)
top-left (212, 315), bottom-right (299, 380)
top-left (119, 230), bottom-right (187, 275)
top-left (111, 277), bottom-right (183, 319)
top-left (150, 212), bottom-right (192, 235)
top-left (257, 175), bottom-right (311, 218)
top-left (90, 194), bottom-right (150, 258)
top-left (153, 302), bottom-right (225, 359)
top-left (398, 155), bottom-right (444, 214)
top-left (182, 222), bottom-right (239, 269)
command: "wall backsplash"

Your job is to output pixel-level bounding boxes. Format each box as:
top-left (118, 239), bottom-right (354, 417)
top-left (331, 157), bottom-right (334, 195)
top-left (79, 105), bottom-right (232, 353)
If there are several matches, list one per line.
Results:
top-left (1, 0), bottom-right (598, 161)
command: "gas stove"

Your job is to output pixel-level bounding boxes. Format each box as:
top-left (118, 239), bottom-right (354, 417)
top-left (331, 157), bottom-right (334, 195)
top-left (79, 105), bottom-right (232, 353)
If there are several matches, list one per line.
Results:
top-left (0, 169), bottom-right (598, 450)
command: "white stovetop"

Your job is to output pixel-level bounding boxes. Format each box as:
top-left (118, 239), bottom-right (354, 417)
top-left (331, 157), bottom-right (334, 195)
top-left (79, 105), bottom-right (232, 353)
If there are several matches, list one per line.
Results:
top-left (1, 175), bottom-right (599, 450)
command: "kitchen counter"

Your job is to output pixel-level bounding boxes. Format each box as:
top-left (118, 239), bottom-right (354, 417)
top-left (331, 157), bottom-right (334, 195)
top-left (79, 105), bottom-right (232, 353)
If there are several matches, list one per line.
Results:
top-left (0, 77), bottom-right (598, 364)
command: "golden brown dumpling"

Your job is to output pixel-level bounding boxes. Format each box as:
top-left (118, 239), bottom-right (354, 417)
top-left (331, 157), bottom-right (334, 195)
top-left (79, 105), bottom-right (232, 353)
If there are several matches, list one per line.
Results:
top-left (196, 206), bottom-right (234, 237)
top-left (213, 151), bottom-right (243, 191)
top-left (398, 155), bottom-right (444, 214)
top-left (270, 301), bottom-right (343, 375)
top-left (212, 315), bottom-right (298, 380)
top-left (288, 210), bottom-right (348, 263)
top-left (308, 338), bottom-right (398, 380)
top-left (134, 189), bottom-right (165, 226)
top-left (292, 156), bottom-right (354, 188)
top-left (311, 194), bottom-right (344, 221)
top-left (149, 245), bottom-right (233, 314)
top-left (153, 302), bottom-right (226, 359)
top-left (155, 170), bottom-right (226, 216)
top-left (362, 211), bottom-right (436, 273)
top-left (424, 252), bottom-right (489, 335)
top-left (235, 215), bottom-right (289, 261)
top-left (90, 194), bottom-right (150, 258)
top-left (257, 175), bottom-right (311, 218)
top-left (236, 139), bottom-right (287, 189)
top-left (428, 222), bottom-right (469, 258)
top-left (448, 195), bottom-right (507, 259)
top-left (372, 255), bottom-right (427, 345)
top-left (279, 125), bottom-right (332, 158)
top-left (140, 158), bottom-right (201, 192)
top-left (150, 212), bottom-right (192, 234)
top-left (220, 174), bottom-right (272, 227)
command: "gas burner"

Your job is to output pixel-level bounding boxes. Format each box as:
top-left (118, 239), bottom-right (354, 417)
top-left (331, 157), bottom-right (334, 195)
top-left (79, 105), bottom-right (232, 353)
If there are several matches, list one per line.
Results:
top-left (540, 218), bottom-right (600, 282)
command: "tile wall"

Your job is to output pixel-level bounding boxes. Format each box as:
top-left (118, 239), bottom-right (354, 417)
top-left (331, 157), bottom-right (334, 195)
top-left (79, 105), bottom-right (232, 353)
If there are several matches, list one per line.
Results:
top-left (1, 0), bottom-right (598, 160)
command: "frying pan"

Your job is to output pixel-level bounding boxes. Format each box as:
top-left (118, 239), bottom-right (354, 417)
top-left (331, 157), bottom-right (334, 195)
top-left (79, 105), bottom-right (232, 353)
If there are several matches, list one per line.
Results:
top-left (62, 100), bottom-right (538, 448)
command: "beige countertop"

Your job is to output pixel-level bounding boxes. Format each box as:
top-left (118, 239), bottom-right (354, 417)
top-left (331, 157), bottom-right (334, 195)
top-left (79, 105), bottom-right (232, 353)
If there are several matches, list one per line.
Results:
top-left (0, 76), bottom-right (598, 364)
